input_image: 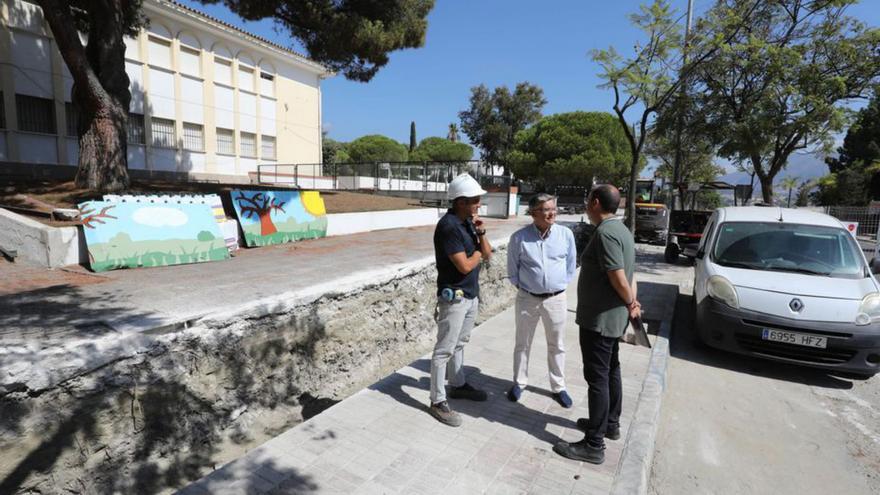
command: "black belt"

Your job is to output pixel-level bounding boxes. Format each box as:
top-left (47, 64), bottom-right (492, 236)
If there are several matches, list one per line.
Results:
top-left (523, 289), bottom-right (564, 299)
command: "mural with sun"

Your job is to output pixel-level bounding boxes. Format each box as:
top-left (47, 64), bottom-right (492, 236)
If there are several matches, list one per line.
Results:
top-left (230, 189), bottom-right (328, 247)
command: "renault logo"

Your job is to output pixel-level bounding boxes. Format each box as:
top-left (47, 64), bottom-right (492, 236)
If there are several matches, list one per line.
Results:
top-left (789, 298), bottom-right (804, 312)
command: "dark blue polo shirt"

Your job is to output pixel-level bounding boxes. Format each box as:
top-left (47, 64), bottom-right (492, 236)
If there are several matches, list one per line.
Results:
top-left (434, 209), bottom-right (481, 298)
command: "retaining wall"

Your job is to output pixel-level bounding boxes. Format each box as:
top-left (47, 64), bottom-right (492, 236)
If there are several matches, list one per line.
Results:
top-left (0, 245), bottom-right (517, 495)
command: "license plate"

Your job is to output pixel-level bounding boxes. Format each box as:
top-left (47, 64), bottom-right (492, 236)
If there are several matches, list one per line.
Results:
top-left (761, 329), bottom-right (827, 348)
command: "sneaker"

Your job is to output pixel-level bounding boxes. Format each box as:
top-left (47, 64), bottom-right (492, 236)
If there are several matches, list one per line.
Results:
top-left (428, 401), bottom-right (462, 427)
top-left (576, 418), bottom-right (621, 440)
top-left (553, 390), bottom-right (573, 408)
top-left (448, 383), bottom-right (487, 401)
top-left (553, 439), bottom-right (605, 464)
top-left (507, 384), bottom-right (523, 402)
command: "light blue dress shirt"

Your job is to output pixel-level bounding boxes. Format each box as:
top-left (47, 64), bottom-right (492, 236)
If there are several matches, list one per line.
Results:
top-left (507, 223), bottom-right (578, 294)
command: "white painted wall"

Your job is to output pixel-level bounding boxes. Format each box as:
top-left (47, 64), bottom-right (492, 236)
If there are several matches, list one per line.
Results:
top-left (65, 138), bottom-right (78, 165)
top-left (216, 154), bottom-right (236, 174)
top-left (18, 133), bottom-right (57, 163)
top-left (239, 92), bottom-right (256, 132)
top-left (259, 97), bottom-right (275, 136)
top-left (239, 157), bottom-right (257, 175)
top-left (149, 147), bottom-right (177, 171)
top-left (180, 151), bottom-right (206, 173)
top-left (148, 67), bottom-right (175, 119)
top-left (214, 85), bottom-right (234, 129)
top-left (128, 145), bottom-right (146, 169)
top-left (325, 208), bottom-right (444, 237)
top-left (180, 76), bottom-right (204, 124)
top-left (125, 61), bottom-right (145, 112)
top-left (11, 30), bottom-right (52, 98)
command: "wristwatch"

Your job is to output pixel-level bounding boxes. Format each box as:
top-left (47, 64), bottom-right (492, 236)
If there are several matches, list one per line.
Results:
top-left (475, 228), bottom-right (487, 236)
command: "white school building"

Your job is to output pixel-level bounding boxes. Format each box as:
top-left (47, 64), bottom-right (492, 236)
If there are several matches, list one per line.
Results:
top-left (0, 0), bottom-right (329, 182)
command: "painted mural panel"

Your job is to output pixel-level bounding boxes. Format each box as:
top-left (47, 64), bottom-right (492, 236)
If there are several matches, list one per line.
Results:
top-left (78, 200), bottom-right (229, 272)
top-left (231, 189), bottom-right (327, 247)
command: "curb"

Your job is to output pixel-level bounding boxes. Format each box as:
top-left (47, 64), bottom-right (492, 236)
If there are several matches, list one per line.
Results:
top-left (610, 314), bottom-right (673, 495)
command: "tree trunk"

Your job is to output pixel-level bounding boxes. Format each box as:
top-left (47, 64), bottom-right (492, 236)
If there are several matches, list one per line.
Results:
top-left (38, 0), bottom-right (131, 193)
top-left (259, 213), bottom-right (278, 236)
top-left (626, 157), bottom-right (638, 233)
top-left (75, 97), bottom-right (130, 192)
top-left (760, 174), bottom-right (774, 204)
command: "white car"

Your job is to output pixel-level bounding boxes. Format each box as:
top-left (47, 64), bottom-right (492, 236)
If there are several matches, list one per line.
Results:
top-left (693, 207), bottom-right (880, 377)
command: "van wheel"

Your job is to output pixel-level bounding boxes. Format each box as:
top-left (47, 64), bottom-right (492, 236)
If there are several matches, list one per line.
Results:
top-left (664, 244), bottom-right (680, 264)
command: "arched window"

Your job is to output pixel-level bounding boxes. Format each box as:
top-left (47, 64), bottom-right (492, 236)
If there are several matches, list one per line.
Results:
top-left (147, 23), bottom-right (173, 69)
top-left (212, 44), bottom-right (233, 85)
top-left (237, 53), bottom-right (255, 92)
top-left (258, 59), bottom-right (276, 98)
top-left (178, 32), bottom-right (201, 77)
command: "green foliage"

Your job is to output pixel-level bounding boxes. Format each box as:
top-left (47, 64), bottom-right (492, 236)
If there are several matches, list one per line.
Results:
top-left (796, 179), bottom-right (816, 207)
top-left (198, 0), bottom-right (434, 82)
top-left (87, 238), bottom-right (228, 272)
top-left (459, 82), bottom-right (546, 173)
top-left (778, 176), bottom-right (800, 208)
top-left (508, 112), bottom-right (633, 187)
top-left (591, 0), bottom-right (685, 229)
top-left (823, 89), bottom-right (880, 202)
top-left (409, 137), bottom-right (473, 162)
top-left (322, 136), bottom-right (348, 164)
top-left (692, 0), bottom-right (880, 203)
top-left (241, 217), bottom-right (329, 247)
top-left (814, 169), bottom-right (870, 206)
top-left (346, 135), bottom-right (409, 163)
top-left (409, 121), bottom-right (417, 152)
top-left (197, 230), bottom-right (215, 242)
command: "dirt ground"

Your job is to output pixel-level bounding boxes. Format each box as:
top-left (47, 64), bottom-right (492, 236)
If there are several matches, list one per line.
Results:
top-left (0, 178), bottom-right (423, 226)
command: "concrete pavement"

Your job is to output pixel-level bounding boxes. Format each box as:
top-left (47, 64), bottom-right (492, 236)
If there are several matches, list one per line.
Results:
top-left (179, 247), bottom-right (682, 495)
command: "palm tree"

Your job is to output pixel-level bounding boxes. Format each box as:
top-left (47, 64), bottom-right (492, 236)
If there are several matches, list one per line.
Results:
top-left (780, 176), bottom-right (800, 207)
top-left (447, 123), bottom-right (459, 142)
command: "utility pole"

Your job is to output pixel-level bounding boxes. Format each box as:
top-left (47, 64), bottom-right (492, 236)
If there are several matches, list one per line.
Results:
top-left (670, 0), bottom-right (694, 211)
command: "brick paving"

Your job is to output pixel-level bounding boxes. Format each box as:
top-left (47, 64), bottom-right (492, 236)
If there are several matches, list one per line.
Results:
top-left (180, 248), bottom-right (678, 495)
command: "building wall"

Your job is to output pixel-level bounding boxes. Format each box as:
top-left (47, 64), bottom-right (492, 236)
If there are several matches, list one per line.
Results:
top-left (0, 0), bottom-right (326, 180)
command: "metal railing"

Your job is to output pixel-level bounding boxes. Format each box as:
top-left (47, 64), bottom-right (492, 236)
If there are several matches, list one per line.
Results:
top-left (257, 160), bottom-right (508, 197)
top-left (825, 205), bottom-right (880, 239)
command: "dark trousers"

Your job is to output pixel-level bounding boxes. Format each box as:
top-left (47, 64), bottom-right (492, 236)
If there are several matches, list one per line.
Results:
top-left (579, 327), bottom-right (622, 448)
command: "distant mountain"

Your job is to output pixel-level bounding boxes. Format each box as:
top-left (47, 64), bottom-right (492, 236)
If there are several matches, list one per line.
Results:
top-left (718, 152), bottom-right (830, 195)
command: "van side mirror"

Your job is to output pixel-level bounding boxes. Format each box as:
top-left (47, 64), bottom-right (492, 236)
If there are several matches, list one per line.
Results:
top-left (871, 258), bottom-right (880, 275)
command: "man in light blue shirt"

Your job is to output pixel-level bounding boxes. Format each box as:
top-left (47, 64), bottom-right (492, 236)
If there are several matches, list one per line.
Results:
top-left (507, 193), bottom-right (578, 407)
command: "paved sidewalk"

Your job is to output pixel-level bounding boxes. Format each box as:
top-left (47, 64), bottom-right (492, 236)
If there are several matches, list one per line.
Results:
top-left (0, 216), bottom-right (532, 345)
top-left (180, 248), bottom-right (679, 495)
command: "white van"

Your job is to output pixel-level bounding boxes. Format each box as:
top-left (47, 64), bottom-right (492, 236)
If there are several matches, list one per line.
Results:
top-left (693, 207), bottom-right (880, 377)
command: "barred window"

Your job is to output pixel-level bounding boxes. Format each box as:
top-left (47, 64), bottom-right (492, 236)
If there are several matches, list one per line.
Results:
top-left (151, 117), bottom-right (175, 148)
top-left (128, 113), bottom-right (145, 144)
top-left (16, 94), bottom-right (56, 134)
top-left (261, 135), bottom-right (275, 160)
top-left (216, 128), bottom-right (234, 155)
top-left (240, 131), bottom-right (256, 157)
top-left (65, 102), bottom-right (79, 136)
top-left (182, 122), bottom-right (204, 151)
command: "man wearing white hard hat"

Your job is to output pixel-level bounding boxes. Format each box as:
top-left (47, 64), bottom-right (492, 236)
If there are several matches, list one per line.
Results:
top-left (428, 173), bottom-right (492, 427)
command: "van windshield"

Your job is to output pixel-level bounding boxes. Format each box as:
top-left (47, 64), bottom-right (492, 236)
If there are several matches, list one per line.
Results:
top-left (712, 222), bottom-right (866, 279)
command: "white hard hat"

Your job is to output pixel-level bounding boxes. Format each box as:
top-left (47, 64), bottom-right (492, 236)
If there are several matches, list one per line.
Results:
top-left (447, 173), bottom-right (487, 200)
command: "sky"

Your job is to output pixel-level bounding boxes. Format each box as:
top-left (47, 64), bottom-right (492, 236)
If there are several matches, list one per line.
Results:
top-left (180, 0), bottom-right (880, 167)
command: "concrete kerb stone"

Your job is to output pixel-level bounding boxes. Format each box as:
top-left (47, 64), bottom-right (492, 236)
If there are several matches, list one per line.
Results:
top-left (610, 317), bottom-right (672, 495)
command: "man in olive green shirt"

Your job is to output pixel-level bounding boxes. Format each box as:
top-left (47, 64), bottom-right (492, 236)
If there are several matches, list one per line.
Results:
top-left (554, 184), bottom-right (641, 465)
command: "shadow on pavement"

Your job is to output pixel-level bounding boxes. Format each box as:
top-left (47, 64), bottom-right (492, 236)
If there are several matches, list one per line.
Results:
top-left (370, 359), bottom-right (577, 446)
top-left (671, 292), bottom-right (856, 390)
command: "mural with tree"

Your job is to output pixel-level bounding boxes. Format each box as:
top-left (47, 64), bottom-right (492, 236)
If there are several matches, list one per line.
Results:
top-left (230, 190), bottom-right (328, 247)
